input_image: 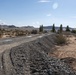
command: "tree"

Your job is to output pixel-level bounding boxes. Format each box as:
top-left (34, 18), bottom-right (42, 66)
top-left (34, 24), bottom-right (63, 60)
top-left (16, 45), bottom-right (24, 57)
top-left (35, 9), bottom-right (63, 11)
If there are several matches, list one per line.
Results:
top-left (66, 25), bottom-right (70, 32)
top-left (52, 24), bottom-right (55, 32)
top-left (39, 25), bottom-right (43, 32)
top-left (60, 24), bottom-right (63, 33)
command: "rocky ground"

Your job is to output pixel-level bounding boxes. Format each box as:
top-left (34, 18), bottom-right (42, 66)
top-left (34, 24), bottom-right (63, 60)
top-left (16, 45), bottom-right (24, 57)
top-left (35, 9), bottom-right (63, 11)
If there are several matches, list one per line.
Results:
top-left (0, 34), bottom-right (76, 75)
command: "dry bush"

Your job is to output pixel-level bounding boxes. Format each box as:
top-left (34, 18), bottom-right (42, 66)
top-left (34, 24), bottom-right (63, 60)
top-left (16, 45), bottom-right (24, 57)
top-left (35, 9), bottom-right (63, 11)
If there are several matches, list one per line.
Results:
top-left (0, 34), bottom-right (2, 38)
top-left (31, 30), bottom-right (38, 34)
top-left (56, 34), bottom-right (67, 45)
top-left (71, 30), bottom-right (76, 33)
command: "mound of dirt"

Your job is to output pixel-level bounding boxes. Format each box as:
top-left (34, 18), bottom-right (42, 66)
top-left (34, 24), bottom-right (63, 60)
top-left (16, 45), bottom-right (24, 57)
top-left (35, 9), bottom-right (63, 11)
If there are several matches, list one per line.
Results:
top-left (0, 34), bottom-right (76, 75)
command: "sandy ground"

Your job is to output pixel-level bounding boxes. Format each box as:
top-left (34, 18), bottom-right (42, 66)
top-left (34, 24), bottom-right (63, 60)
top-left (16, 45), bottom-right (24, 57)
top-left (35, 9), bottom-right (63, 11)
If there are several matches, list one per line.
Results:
top-left (49, 35), bottom-right (76, 70)
top-left (54, 35), bottom-right (76, 58)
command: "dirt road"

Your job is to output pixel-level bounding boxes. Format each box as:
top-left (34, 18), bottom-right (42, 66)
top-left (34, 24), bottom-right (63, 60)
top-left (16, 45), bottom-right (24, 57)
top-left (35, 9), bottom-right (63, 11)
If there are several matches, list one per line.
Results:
top-left (0, 34), bottom-right (48, 53)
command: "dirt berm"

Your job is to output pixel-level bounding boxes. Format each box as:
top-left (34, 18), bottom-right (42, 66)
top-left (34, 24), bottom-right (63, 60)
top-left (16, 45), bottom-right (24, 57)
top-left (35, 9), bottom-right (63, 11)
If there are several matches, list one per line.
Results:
top-left (0, 34), bottom-right (76, 75)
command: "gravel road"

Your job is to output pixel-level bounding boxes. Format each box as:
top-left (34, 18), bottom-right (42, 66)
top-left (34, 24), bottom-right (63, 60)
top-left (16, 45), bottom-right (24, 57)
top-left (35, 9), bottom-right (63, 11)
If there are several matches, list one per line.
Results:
top-left (0, 34), bottom-right (50, 53)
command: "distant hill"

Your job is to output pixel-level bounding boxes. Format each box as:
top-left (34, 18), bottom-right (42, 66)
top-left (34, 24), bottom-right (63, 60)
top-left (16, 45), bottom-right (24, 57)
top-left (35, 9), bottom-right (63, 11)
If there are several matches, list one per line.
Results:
top-left (20, 26), bottom-right (35, 30)
top-left (43, 26), bottom-right (59, 30)
top-left (43, 26), bottom-right (61, 31)
top-left (21, 26), bottom-right (34, 28)
top-left (0, 25), bottom-right (37, 31)
top-left (8, 25), bottom-right (17, 28)
top-left (0, 25), bottom-right (8, 29)
top-left (0, 25), bottom-right (17, 29)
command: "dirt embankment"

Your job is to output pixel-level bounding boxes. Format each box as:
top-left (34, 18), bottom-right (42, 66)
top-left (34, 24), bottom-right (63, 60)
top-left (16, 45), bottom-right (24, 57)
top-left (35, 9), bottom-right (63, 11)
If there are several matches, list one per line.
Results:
top-left (49, 35), bottom-right (76, 71)
top-left (0, 34), bottom-right (76, 75)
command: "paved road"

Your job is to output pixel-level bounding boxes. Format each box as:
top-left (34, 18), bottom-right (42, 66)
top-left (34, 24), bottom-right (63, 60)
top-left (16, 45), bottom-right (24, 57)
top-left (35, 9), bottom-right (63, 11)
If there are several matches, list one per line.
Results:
top-left (0, 33), bottom-right (50, 53)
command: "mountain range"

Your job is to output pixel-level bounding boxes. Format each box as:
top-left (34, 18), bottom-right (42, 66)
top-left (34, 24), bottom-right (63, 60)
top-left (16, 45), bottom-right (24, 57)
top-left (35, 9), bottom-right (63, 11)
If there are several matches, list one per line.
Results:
top-left (0, 25), bottom-right (74, 31)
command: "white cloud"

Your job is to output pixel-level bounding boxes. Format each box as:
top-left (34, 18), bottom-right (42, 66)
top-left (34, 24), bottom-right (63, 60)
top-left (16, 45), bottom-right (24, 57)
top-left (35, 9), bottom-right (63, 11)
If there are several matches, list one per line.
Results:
top-left (38, 0), bottom-right (51, 3)
top-left (52, 3), bottom-right (59, 9)
top-left (47, 14), bottom-right (51, 17)
top-left (33, 21), bottom-right (40, 25)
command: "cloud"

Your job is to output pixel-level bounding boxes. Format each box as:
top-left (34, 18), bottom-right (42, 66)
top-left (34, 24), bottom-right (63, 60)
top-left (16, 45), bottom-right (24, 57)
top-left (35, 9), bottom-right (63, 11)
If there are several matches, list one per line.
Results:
top-left (47, 14), bottom-right (51, 17)
top-left (33, 21), bottom-right (40, 25)
top-left (52, 3), bottom-right (59, 9)
top-left (38, 0), bottom-right (51, 3)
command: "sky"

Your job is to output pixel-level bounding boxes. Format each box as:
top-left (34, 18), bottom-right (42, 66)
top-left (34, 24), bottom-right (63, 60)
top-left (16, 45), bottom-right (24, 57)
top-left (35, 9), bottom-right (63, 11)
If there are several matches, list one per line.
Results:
top-left (0, 0), bottom-right (76, 28)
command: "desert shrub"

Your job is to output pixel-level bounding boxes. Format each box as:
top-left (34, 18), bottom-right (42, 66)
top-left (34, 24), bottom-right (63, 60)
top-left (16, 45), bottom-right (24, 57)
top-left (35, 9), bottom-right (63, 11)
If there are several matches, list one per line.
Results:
top-left (0, 30), bottom-right (3, 38)
top-left (56, 34), bottom-right (67, 45)
top-left (15, 30), bottom-right (25, 36)
top-left (57, 30), bottom-right (60, 34)
top-left (31, 30), bottom-right (37, 34)
top-left (43, 30), bottom-right (48, 33)
top-left (71, 30), bottom-right (76, 33)
top-left (0, 34), bottom-right (2, 38)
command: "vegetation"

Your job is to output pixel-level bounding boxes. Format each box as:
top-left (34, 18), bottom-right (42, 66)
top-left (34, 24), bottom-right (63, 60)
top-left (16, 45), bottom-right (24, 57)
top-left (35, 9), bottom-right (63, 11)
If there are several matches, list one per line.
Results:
top-left (71, 29), bottom-right (76, 33)
top-left (15, 30), bottom-right (25, 36)
top-left (39, 25), bottom-right (43, 32)
top-left (0, 28), bottom-right (31, 38)
top-left (59, 24), bottom-right (63, 33)
top-left (31, 30), bottom-right (38, 34)
top-left (0, 29), bottom-right (4, 38)
top-left (51, 24), bottom-right (56, 32)
top-left (66, 25), bottom-right (70, 32)
top-left (0, 33), bottom-right (2, 38)
top-left (43, 30), bottom-right (48, 33)
top-left (56, 34), bottom-right (67, 45)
